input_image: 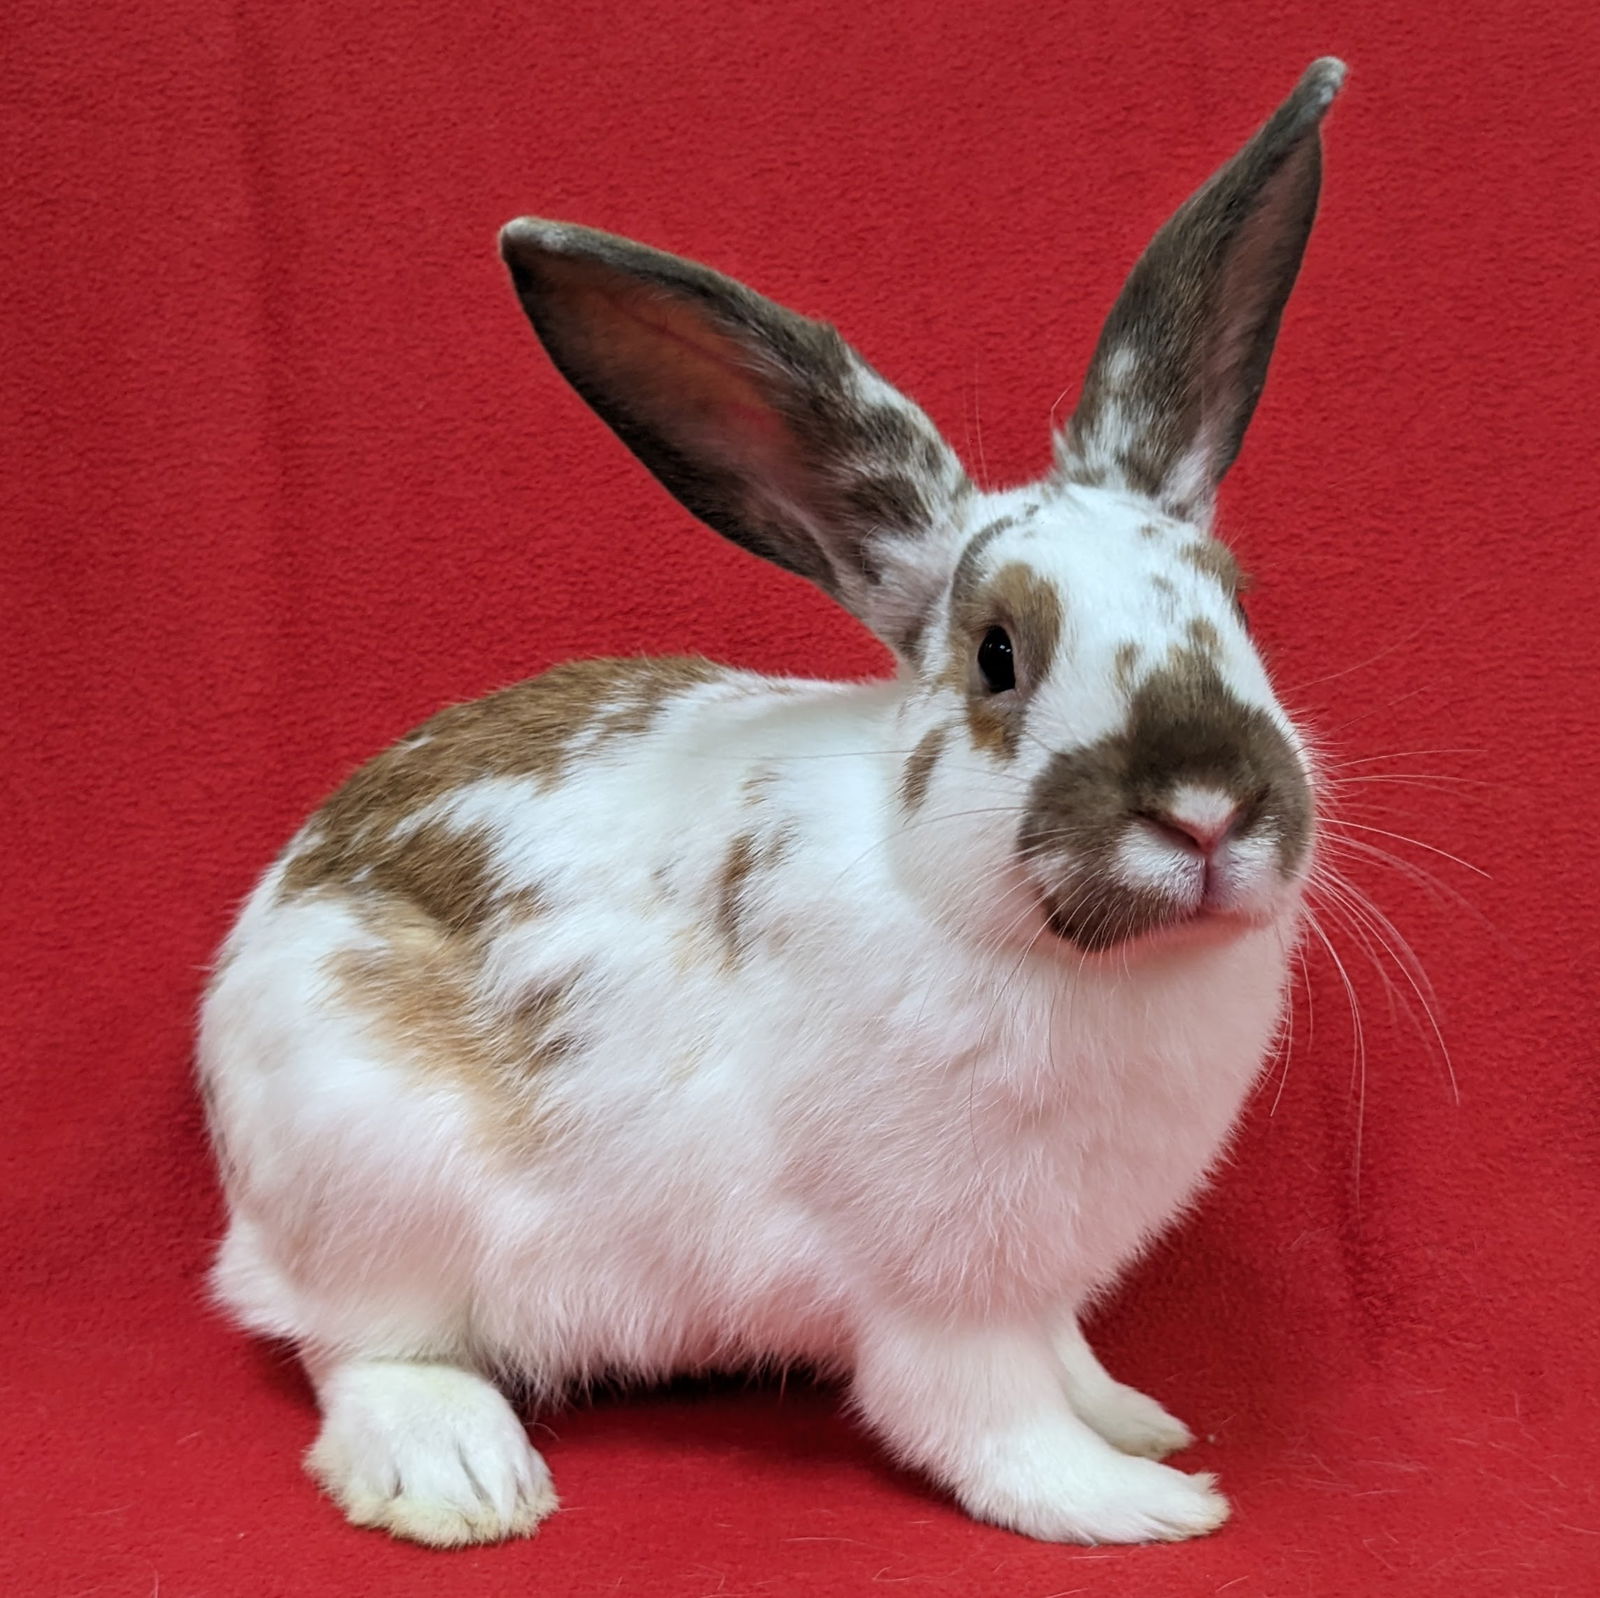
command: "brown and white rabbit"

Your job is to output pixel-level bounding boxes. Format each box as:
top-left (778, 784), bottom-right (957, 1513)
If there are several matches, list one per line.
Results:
top-left (199, 59), bottom-right (1344, 1548)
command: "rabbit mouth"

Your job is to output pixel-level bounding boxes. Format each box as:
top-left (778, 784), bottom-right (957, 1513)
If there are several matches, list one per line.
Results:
top-left (1036, 882), bottom-right (1188, 953)
top-left (1034, 872), bottom-right (1277, 955)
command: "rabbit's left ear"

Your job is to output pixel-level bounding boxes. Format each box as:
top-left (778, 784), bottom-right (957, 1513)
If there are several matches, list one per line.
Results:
top-left (500, 221), bottom-right (969, 657)
top-left (1055, 58), bottom-right (1346, 521)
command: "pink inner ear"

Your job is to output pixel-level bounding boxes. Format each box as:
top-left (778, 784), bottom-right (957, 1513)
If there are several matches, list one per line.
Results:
top-left (565, 275), bottom-right (789, 452)
top-left (1208, 144), bottom-right (1315, 398)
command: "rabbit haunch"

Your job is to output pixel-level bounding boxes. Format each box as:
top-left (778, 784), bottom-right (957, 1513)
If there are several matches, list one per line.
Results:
top-left (200, 58), bottom-right (1345, 1549)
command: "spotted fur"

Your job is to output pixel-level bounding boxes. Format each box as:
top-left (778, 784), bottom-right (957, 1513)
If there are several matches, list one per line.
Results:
top-left (200, 60), bottom-right (1345, 1553)
top-left (900, 725), bottom-right (948, 812)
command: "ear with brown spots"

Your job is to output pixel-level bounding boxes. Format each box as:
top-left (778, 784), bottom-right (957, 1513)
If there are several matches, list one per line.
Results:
top-left (500, 220), bottom-right (970, 655)
top-left (1054, 59), bottom-right (1345, 518)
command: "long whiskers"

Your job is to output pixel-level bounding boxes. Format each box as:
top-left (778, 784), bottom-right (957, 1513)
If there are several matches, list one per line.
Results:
top-left (1321, 747), bottom-right (1485, 769)
top-left (1302, 906), bottom-right (1369, 1199)
top-left (1265, 934), bottom-right (1313, 1116)
top-left (1278, 619), bottom-right (1433, 696)
top-left (1267, 719), bottom-right (1480, 1187)
top-left (1320, 817), bottom-right (1489, 880)
top-left (1310, 863), bottom-right (1460, 1107)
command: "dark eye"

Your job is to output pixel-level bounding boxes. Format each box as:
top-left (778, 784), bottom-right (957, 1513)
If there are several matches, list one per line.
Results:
top-left (977, 626), bottom-right (1015, 693)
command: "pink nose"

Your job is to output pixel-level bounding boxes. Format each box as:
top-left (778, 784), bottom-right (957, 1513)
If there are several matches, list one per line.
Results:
top-left (1144, 805), bottom-right (1244, 857)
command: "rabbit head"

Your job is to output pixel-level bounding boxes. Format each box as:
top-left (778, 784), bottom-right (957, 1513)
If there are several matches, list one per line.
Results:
top-left (500, 59), bottom-right (1343, 955)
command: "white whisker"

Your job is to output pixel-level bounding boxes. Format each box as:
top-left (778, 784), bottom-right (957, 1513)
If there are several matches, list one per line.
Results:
top-left (1302, 908), bottom-right (1368, 1202)
top-left (1320, 818), bottom-right (1489, 880)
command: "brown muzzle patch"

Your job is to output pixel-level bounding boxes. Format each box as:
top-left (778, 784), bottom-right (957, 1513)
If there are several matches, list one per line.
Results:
top-left (1020, 649), bottom-right (1312, 950)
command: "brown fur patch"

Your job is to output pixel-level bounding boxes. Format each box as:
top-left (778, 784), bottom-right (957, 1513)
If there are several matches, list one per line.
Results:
top-left (944, 534), bottom-right (1065, 760)
top-left (497, 884), bottom-right (549, 922)
top-left (948, 519), bottom-right (1015, 612)
top-left (358, 821), bottom-right (500, 931)
top-left (713, 827), bottom-right (794, 964)
top-left (842, 471), bottom-right (935, 536)
top-left (1113, 643), bottom-right (1141, 693)
top-left (741, 765), bottom-right (780, 806)
top-left (988, 563), bottom-right (1064, 680)
top-left (900, 725), bottom-right (947, 812)
top-left (1186, 617), bottom-right (1224, 656)
top-left (954, 688), bottom-right (1010, 760)
top-left (330, 906), bottom-right (580, 1155)
top-left (898, 616), bottom-right (928, 665)
top-left (714, 833), bottom-right (760, 956)
top-left (1181, 540), bottom-right (1245, 595)
top-left (280, 657), bottom-right (726, 925)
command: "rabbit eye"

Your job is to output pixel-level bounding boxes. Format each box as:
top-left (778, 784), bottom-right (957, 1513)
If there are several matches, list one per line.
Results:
top-left (977, 626), bottom-right (1015, 693)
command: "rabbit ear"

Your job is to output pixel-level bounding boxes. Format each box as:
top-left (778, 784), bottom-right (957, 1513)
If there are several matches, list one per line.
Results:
top-left (1054, 58), bottom-right (1345, 520)
top-left (500, 221), bottom-right (970, 655)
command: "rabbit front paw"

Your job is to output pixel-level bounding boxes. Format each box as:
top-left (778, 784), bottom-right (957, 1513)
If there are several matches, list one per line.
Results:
top-left (960, 1430), bottom-right (1228, 1544)
top-left (1072, 1381), bottom-right (1196, 1461)
top-left (306, 1359), bottom-right (556, 1547)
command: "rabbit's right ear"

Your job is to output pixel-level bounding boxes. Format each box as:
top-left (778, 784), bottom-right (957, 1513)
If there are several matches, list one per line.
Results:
top-left (500, 221), bottom-right (970, 658)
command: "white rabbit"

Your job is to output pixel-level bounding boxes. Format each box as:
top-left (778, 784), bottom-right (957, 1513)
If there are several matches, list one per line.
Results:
top-left (199, 59), bottom-right (1345, 1548)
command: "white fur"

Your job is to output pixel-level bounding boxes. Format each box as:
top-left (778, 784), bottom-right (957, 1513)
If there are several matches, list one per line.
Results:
top-left (1114, 824), bottom-right (1195, 895)
top-left (1165, 784), bottom-right (1242, 841)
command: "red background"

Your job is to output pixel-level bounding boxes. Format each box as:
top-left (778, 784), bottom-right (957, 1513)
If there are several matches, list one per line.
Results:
top-left (4, 3), bottom-right (1597, 1594)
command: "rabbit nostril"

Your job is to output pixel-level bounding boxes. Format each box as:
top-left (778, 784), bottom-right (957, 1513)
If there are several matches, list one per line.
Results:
top-left (1140, 804), bottom-right (1245, 857)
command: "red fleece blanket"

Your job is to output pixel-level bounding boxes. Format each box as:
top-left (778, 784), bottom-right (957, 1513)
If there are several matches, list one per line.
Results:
top-left (4, 3), bottom-right (1596, 1594)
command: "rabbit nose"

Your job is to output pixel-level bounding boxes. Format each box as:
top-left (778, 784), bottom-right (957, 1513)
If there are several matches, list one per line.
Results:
top-left (1142, 796), bottom-right (1245, 858)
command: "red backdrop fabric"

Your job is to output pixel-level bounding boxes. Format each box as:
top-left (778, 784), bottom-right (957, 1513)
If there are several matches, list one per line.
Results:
top-left (4, 3), bottom-right (1597, 1594)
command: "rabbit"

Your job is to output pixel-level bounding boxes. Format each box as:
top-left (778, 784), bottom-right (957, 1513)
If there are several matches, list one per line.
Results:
top-left (198, 58), bottom-right (1345, 1550)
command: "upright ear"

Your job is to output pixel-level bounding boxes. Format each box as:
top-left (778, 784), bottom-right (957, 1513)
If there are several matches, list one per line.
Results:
top-left (1054, 58), bottom-right (1346, 520)
top-left (500, 220), bottom-right (970, 657)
